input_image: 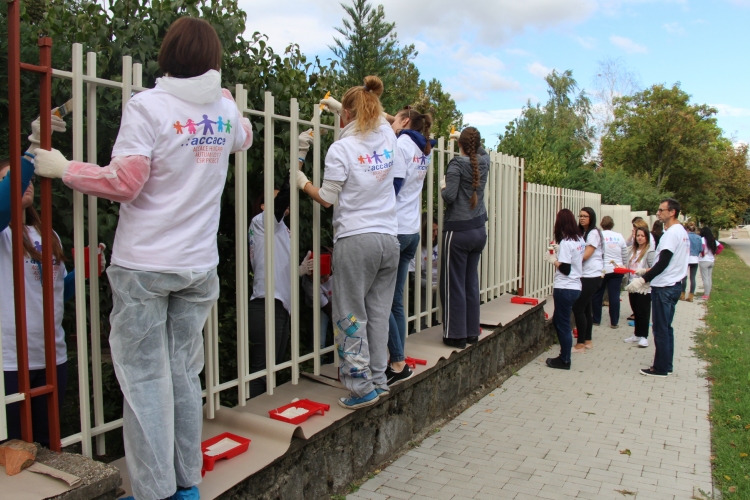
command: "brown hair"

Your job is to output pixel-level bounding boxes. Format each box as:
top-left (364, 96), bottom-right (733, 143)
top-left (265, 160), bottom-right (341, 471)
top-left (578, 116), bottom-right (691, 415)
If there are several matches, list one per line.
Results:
top-left (630, 227), bottom-right (650, 264)
top-left (0, 162), bottom-right (65, 263)
top-left (600, 215), bottom-right (614, 230)
top-left (458, 127), bottom-right (481, 209)
top-left (158, 17), bottom-right (222, 78)
top-left (395, 108), bottom-right (434, 154)
top-left (341, 76), bottom-right (384, 134)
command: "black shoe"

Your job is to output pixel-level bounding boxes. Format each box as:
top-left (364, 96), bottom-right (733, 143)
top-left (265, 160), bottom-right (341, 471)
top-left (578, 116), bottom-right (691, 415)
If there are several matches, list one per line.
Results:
top-left (443, 337), bottom-right (467, 349)
top-left (640, 368), bottom-right (668, 377)
top-left (386, 364), bottom-right (414, 386)
top-left (467, 336), bottom-right (479, 345)
top-left (546, 357), bottom-right (571, 370)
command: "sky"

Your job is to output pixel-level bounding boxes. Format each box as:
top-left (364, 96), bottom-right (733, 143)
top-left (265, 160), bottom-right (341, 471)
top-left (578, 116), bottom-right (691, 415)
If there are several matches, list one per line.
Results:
top-left (237, 0), bottom-right (750, 148)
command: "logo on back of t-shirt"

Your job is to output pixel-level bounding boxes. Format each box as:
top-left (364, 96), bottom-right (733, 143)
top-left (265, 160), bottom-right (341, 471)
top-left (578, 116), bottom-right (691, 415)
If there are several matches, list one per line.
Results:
top-left (357, 150), bottom-right (393, 182)
top-left (177, 113), bottom-right (232, 164)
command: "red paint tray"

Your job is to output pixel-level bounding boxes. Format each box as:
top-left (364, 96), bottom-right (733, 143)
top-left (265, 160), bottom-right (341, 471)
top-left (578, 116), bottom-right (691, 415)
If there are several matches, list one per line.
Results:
top-left (201, 432), bottom-right (251, 473)
top-left (511, 296), bottom-right (539, 306)
top-left (268, 399), bottom-right (331, 425)
top-left (405, 357), bottom-right (427, 369)
top-left (613, 267), bottom-right (636, 274)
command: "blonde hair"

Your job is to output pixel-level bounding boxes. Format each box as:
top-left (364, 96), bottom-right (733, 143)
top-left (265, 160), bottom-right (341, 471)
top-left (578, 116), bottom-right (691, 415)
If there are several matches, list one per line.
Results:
top-left (341, 75), bottom-right (384, 134)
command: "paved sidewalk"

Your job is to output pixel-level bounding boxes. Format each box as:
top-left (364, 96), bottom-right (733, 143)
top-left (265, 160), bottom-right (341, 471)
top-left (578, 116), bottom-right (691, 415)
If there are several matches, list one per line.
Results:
top-left (349, 289), bottom-right (713, 499)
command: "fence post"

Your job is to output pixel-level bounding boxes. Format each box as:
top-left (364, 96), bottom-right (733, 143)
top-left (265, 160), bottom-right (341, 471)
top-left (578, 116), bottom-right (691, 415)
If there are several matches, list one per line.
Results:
top-left (289, 98), bottom-right (300, 385)
top-left (519, 181), bottom-right (528, 296)
top-left (235, 85), bottom-right (249, 405)
top-left (263, 91), bottom-right (276, 394)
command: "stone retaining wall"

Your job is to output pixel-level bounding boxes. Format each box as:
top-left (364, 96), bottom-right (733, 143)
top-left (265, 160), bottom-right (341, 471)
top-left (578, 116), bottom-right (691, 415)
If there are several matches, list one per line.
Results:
top-left (221, 303), bottom-right (554, 500)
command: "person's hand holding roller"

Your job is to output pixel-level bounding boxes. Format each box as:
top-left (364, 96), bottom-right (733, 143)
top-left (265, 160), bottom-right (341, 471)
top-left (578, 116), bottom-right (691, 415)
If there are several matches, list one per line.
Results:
top-left (298, 129), bottom-right (314, 165)
top-left (320, 96), bottom-right (342, 116)
top-left (299, 251), bottom-right (313, 276)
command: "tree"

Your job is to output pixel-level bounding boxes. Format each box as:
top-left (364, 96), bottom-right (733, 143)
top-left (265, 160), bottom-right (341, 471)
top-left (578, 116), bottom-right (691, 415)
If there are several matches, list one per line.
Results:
top-left (497, 70), bottom-right (594, 185)
top-left (328, 0), bottom-right (463, 124)
top-left (689, 143), bottom-right (750, 228)
top-left (590, 57), bottom-right (640, 158)
top-left (563, 168), bottom-right (670, 212)
top-left (601, 84), bottom-right (725, 193)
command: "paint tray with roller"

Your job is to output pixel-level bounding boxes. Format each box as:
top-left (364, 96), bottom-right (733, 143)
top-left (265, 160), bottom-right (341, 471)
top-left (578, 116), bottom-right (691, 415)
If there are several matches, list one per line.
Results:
top-left (268, 399), bottom-right (331, 425)
top-left (201, 432), bottom-right (251, 473)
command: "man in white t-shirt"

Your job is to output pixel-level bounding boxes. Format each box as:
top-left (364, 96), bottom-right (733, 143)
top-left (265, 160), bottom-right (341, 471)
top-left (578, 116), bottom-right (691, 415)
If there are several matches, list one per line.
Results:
top-left (627, 198), bottom-right (689, 377)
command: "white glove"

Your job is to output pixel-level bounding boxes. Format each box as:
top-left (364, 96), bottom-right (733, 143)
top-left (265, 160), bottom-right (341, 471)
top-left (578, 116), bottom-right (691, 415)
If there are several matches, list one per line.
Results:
top-left (299, 251), bottom-right (313, 276)
top-left (545, 252), bottom-right (558, 265)
top-left (439, 176), bottom-right (446, 190)
top-left (28, 114), bottom-right (67, 152)
top-left (635, 267), bottom-right (648, 276)
top-left (449, 129), bottom-right (460, 140)
top-left (98, 243), bottom-right (107, 273)
top-left (320, 96), bottom-right (342, 116)
top-left (33, 148), bottom-right (71, 179)
top-left (626, 277), bottom-right (649, 294)
top-left (298, 129), bottom-right (314, 162)
top-left (296, 170), bottom-right (311, 191)
top-left (551, 243), bottom-right (559, 253)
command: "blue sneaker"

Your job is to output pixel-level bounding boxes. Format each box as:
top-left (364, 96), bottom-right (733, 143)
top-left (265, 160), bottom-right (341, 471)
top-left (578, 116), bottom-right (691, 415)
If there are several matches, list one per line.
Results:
top-left (338, 390), bottom-right (380, 409)
top-left (627, 320), bottom-right (635, 327)
top-left (172, 486), bottom-right (200, 500)
top-left (375, 387), bottom-right (389, 397)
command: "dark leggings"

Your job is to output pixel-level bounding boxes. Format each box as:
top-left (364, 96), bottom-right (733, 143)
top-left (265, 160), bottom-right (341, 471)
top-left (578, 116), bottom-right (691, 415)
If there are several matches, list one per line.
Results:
top-left (681, 263), bottom-right (698, 294)
top-left (629, 292), bottom-right (652, 338)
top-left (248, 298), bottom-right (290, 398)
top-left (3, 362), bottom-right (68, 448)
top-left (572, 277), bottom-right (602, 344)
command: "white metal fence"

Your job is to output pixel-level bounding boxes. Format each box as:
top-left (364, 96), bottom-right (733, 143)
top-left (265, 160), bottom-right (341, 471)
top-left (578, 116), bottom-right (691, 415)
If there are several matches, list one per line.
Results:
top-left (521, 184), bottom-right (602, 299)
top-left (3, 44), bottom-right (547, 456)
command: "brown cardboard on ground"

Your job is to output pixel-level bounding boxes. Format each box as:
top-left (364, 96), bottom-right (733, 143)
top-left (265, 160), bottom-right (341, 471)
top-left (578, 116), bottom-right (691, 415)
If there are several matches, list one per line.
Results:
top-left (114, 405), bottom-right (298, 500)
top-left (234, 377), bottom-right (353, 439)
top-left (0, 464), bottom-right (73, 499)
top-left (479, 294), bottom-right (539, 327)
top-left (27, 462), bottom-right (82, 487)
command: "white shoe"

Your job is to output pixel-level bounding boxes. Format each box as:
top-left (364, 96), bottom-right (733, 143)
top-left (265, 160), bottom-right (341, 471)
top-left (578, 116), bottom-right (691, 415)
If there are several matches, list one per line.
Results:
top-left (638, 337), bottom-right (649, 348)
top-left (623, 335), bottom-right (639, 343)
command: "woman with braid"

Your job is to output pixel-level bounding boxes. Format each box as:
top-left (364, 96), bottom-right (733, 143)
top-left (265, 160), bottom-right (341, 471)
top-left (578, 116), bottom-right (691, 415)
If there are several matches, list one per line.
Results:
top-left (439, 127), bottom-right (489, 348)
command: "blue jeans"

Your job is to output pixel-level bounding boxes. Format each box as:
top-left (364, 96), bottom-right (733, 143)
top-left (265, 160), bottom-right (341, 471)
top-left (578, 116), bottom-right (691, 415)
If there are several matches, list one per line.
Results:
top-left (388, 233), bottom-right (420, 362)
top-left (553, 288), bottom-right (581, 363)
top-left (651, 283), bottom-right (682, 373)
top-left (592, 273), bottom-right (624, 326)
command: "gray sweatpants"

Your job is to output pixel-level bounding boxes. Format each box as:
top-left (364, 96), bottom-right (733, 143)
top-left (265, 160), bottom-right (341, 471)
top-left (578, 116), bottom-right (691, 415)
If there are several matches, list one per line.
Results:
top-left (699, 261), bottom-right (714, 296)
top-left (333, 233), bottom-right (399, 397)
top-left (108, 265), bottom-right (219, 500)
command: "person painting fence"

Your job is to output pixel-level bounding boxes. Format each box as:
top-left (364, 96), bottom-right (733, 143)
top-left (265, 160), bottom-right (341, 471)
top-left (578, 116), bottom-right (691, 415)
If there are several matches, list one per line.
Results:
top-left (33, 17), bottom-right (253, 500)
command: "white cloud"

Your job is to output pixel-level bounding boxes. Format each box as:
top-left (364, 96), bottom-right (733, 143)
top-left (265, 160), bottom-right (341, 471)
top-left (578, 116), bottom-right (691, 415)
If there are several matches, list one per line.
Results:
top-left (464, 109), bottom-right (524, 127)
top-left (528, 62), bottom-right (552, 78)
top-left (713, 104), bottom-right (750, 117)
top-left (575, 36), bottom-right (597, 49)
top-left (506, 48), bottom-right (532, 57)
top-left (609, 35), bottom-right (648, 53)
top-left (441, 45), bottom-right (521, 101)
top-left (663, 22), bottom-right (685, 35)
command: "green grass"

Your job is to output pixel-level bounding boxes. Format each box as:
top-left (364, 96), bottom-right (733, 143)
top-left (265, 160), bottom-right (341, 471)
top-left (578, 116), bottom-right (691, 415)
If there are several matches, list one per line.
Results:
top-left (695, 246), bottom-right (750, 498)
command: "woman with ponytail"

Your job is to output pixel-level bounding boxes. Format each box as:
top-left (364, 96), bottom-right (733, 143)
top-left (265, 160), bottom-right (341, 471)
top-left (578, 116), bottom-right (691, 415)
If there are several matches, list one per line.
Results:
top-left (298, 76), bottom-right (404, 408)
top-left (439, 127), bottom-right (489, 348)
top-left (383, 107), bottom-right (434, 385)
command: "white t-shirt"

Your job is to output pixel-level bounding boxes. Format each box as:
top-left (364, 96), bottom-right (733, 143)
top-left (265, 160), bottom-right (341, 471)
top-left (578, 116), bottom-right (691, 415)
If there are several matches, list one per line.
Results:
top-left (628, 246), bottom-right (652, 294)
top-left (699, 237), bottom-right (715, 263)
top-left (324, 124), bottom-right (401, 242)
top-left (602, 230), bottom-right (627, 274)
top-left (395, 135), bottom-right (429, 235)
top-left (1, 227), bottom-right (67, 370)
top-left (581, 229), bottom-right (604, 278)
top-left (110, 87), bottom-right (247, 272)
top-left (249, 213), bottom-right (292, 313)
top-left (554, 237), bottom-right (585, 291)
top-left (651, 222), bottom-right (690, 287)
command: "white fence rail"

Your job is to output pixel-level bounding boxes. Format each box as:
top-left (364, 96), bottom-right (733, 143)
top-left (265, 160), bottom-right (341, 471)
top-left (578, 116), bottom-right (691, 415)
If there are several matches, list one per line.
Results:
top-left (3, 44), bottom-right (548, 455)
top-left (522, 184), bottom-right (602, 299)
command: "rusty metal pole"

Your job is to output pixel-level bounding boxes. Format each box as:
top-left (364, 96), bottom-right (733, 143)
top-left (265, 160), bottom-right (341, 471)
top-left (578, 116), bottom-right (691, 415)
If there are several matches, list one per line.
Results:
top-left (38, 36), bottom-right (61, 452)
top-left (7, 0), bottom-right (34, 443)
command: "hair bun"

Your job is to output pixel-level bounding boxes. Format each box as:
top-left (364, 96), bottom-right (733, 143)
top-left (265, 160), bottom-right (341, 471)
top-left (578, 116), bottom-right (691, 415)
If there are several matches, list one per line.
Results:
top-left (363, 75), bottom-right (384, 97)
